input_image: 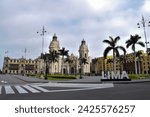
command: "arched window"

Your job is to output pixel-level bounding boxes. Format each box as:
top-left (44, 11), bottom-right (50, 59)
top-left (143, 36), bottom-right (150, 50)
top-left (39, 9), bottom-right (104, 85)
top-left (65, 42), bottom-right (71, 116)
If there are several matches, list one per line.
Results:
top-left (85, 53), bottom-right (87, 58)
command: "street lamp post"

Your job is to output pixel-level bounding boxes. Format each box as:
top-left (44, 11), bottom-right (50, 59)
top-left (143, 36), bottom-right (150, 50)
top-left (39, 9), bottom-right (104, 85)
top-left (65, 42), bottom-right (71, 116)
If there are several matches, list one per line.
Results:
top-left (37, 26), bottom-right (47, 54)
top-left (37, 26), bottom-right (47, 76)
top-left (45, 56), bottom-right (49, 80)
top-left (41, 53), bottom-right (50, 80)
top-left (137, 16), bottom-right (150, 74)
top-left (137, 16), bottom-right (150, 53)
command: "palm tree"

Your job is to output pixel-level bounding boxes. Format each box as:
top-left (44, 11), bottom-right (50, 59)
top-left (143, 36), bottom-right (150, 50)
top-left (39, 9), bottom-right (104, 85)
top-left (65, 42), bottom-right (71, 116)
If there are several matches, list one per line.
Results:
top-left (136, 51), bottom-right (143, 74)
top-left (41, 53), bottom-right (50, 79)
top-left (79, 57), bottom-right (88, 78)
top-left (92, 58), bottom-right (98, 74)
top-left (126, 34), bottom-right (145, 74)
top-left (65, 55), bottom-right (74, 64)
top-left (148, 51), bottom-right (150, 74)
top-left (103, 36), bottom-right (126, 72)
top-left (49, 51), bottom-right (59, 73)
top-left (41, 51), bottom-right (59, 78)
top-left (59, 47), bottom-right (69, 74)
top-left (117, 55), bottom-right (126, 72)
top-left (64, 55), bottom-right (74, 74)
top-left (49, 51), bottom-right (59, 62)
top-left (107, 58), bottom-right (113, 71)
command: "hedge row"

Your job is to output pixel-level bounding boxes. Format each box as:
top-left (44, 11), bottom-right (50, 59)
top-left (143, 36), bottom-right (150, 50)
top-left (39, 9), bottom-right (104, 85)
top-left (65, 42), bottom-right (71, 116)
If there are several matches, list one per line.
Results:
top-left (128, 74), bottom-right (149, 79)
top-left (26, 74), bottom-right (77, 79)
top-left (47, 74), bottom-right (76, 79)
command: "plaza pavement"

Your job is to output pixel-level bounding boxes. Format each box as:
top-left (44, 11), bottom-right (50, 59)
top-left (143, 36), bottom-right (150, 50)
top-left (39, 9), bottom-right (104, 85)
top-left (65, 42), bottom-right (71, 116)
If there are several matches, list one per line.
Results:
top-left (13, 75), bottom-right (150, 84)
top-left (13, 75), bottom-right (49, 83)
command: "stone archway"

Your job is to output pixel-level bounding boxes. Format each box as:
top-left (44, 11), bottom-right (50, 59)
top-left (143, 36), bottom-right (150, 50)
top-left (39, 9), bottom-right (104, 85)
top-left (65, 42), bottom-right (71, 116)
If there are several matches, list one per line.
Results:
top-left (63, 68), bottom-right (66, 74)
top-left (5, 70), bottom-right (7, 74)
top-left (71, 67), bottom-right (74, 74)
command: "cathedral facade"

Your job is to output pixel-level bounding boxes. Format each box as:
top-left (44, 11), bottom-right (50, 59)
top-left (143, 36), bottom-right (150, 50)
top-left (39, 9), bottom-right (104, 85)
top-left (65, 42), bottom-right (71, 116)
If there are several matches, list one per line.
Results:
top-left (47, 34), bottom-right (91, 75)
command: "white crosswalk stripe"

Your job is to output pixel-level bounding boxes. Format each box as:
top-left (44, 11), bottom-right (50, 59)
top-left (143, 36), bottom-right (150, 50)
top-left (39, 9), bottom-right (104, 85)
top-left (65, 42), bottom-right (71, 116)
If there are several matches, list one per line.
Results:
top-left (0, 83), bottom-right (114, 95)
top-left (0, 86), bottom-right (2, 94)
top-left (14, 86), bottom-right (28, 94)
top-left (5, 86), bottom-right (15, 94)
top-left (22, 85), bottom-right (41, 93)
top-left (31, 85), bottom-right (50, 92)
top-left (0, 85), bottom-right (50, 95)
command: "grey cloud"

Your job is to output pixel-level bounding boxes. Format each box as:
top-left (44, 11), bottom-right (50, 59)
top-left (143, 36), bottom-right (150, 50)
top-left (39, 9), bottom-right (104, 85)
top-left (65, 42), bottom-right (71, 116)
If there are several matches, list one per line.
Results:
top-left (0, 0), bottom-right (149, 68)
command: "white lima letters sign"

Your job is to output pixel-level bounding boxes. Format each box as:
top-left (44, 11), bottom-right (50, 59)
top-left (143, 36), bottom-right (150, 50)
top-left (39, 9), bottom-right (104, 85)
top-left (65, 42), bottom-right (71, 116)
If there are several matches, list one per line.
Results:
top-left (102, 71), bottom-right (129, 80)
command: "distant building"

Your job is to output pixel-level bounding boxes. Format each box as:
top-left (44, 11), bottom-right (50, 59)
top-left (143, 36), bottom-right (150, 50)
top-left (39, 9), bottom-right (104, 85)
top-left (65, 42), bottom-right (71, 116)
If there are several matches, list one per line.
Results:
top-left (92, 50), bottom-right (150, 75)
top-left (2, 57), bottom-right (44, 75)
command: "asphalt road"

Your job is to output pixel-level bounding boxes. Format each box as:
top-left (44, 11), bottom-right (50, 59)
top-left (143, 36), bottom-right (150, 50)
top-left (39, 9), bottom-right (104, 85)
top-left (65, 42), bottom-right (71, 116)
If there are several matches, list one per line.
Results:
top-left (0, 74), bottom-right (26, 85)
top-left (0, 74), bottom-right (150, 100)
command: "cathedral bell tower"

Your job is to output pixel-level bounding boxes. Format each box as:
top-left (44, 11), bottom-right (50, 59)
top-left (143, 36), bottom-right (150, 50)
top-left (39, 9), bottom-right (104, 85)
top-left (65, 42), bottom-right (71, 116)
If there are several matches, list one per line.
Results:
top-left (49, 34), bottom-right (60, 53)
top-left (78, 39), bottom-right (90, 75)
top-left (79, 39), bottom-right (89, 59)
top-left (48, 34), bottom-right (61, 74)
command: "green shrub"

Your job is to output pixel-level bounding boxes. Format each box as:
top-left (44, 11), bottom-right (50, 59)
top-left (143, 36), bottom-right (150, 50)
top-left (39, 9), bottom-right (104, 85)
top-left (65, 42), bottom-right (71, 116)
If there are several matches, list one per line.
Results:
top-left (47, 74), bottom-right (76, 79)
top-left (128, 74), bottom-right (149, 79)
top-left (26, 73), bottom-right (77, 80)
top-left (26, 74), bottom-right (36, 77)
top-left (128, 74), bottom-right (138, 79)
top-left (26, 74), bottom-right (42, 78)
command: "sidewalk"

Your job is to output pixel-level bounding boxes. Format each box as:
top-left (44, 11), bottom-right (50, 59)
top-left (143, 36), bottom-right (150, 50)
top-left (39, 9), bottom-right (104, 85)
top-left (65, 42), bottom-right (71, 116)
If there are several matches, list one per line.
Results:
top-left (13, 76), bottom-right (101, 84)
top-left (13, 75), bottom-right (150, 84)
top-left (112, 78), bottom-right (150, 84)
top-left (13, 75), bottom-right (49, 83)
top-left (56, 76), bottom-right (101, 83)
top-left (56, 76), bottom-right (150, 84)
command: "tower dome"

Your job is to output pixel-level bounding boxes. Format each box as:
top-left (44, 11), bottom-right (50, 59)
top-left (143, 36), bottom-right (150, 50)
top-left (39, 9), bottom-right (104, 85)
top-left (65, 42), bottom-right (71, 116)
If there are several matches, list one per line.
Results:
top-left (79, 39), bottom-right (88, 50)
top-left (49, 34), bottom-right (60, 52)
top-left (79, 39), bottom-right (89, 58)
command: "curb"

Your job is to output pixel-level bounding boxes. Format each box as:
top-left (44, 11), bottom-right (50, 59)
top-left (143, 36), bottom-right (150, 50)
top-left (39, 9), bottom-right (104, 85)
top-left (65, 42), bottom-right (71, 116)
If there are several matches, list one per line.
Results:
top-left (13, 75), bottom-right (49, 83)
top-left (57, 79), bottom-right (150, 84)
top-left (56, 82), bottom-right (102, 84)
top-left (102, 80), bottom-right (150, 84)
top-left (12, 75), bottom-right (150, 84)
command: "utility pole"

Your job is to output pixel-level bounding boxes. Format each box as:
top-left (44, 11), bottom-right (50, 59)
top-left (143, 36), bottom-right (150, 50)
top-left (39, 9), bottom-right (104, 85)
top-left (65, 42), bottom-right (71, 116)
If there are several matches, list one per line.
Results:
top-left (137, 16), bottom-right (150, 74)
top-left (22, 48), bottom-right (29, 59)
top-left (5, 51), bottom-right (8, 57)
top-left (37, 26), bottom-right (47, 54)
top-left (24, 48), bottom-right (27, 59)
top-left (137, 16), bottom-right (150, 53)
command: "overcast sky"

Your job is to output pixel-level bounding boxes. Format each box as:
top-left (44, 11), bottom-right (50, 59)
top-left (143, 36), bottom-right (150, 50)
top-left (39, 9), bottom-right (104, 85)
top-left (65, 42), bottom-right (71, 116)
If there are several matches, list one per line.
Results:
top-left (0, 0), bottom-right (150, 69)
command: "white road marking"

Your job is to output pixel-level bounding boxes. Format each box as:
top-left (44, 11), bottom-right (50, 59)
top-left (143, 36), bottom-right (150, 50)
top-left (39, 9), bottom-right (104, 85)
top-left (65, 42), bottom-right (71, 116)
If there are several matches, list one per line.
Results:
top-left (14, 86), bottom-right (28, 94)
top-left (31, 86), bottom-right (50, 92)
top-left (4, 86), bottom-right (15, 94)
top-left (22, 85), bottom-right (40, 93)
top-left (0, 83), bottom-right (114, 95)
top-left (33, 83), bottom-right (114, 93)
top-left (1, 81), bottom-right (7, 83)
top-left (0, 86), bottom-right (1, 94)
top-left (34, 82), bottom-right (113, 88)
top-left (43, 85), bottom-right (114, 93)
